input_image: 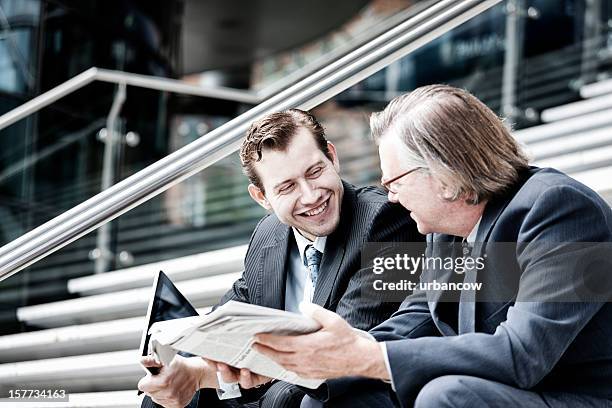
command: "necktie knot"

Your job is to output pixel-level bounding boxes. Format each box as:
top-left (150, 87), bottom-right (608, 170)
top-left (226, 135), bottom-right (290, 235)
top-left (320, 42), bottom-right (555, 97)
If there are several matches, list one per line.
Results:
top-left (461, 241), bottom-right (473, 256)
top-left (304, 245), bottom-right (322, 286)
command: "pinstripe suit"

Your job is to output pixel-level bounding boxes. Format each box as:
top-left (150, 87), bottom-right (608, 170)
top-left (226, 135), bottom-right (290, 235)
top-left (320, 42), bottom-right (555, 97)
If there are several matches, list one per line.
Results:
top-left (201, 181), bottom-right (422, 407)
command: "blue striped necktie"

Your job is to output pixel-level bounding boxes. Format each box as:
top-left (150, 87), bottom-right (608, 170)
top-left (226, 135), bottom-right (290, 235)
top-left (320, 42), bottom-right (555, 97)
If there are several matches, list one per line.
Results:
top-left (304, 245), bottom-right (323, 287)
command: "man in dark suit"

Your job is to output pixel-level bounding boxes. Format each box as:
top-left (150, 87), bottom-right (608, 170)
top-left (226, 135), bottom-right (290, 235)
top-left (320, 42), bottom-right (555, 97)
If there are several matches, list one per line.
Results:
top-left (251, 86), bottom-right (612, 407)
top-left (138, 109), bottom-right (422, 407)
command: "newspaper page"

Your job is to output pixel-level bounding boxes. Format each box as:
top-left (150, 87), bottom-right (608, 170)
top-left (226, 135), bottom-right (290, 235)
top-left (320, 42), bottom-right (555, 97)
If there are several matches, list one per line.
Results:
top-left (148, 301), bottom-right (324, 388)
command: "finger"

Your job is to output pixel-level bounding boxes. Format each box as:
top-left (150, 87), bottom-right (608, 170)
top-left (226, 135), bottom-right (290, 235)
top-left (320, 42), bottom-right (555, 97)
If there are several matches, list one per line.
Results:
top-left (140, 355), bottom-right (162, 367)
top-left (138, 375), bottom-right (155, 393)
top-left (256, 331), bottom-right (329, 353)
top-left (254, 333), bottom-right (301, 351)
top-left (254, 374), bottom-right (273, 386)
top-left (253, 343), bottom-right (296, 366)
top-left (215, 362), bottom-right (230, 371)
top-left (299, 302), bottom-right (347, 330)
top-left (239, 368), bottom-right (254, 389)
top-left (252, 342), bottom-right (277, 357)
top-left (254, 374), bottom-right (272, 383)
top-left (217, 362), bottom-right (239, 383)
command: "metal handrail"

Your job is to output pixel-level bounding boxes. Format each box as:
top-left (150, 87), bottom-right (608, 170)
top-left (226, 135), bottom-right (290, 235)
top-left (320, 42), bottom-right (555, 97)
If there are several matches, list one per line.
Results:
top-left (0, 0), bottom-right (502, 281)
top-left (251, 0), bottom-right (436, 98)
top-left (0, 68), bottom-right (259, 132)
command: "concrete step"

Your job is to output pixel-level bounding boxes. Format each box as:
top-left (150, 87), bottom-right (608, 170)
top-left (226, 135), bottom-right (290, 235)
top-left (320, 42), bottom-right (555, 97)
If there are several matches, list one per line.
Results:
top-left (0, 390), bottom-right (140, 408)
top-left (533, 144), bottom-right (612, 174)
top-left (0, 307), bottom-right (211, 362)
top-left (580, 77), bottom-right (612, 98)
top-left (17, 273), bottom-right (238, 328)
top-left (571, 166), bottom-right (612, 198)
top-left (513, 108), bottom-right (612, 144)
top-left (525, 126), bottom-right (612, 161)
top-left (540, 93), bottom-right (612, 123)
top-left (68, 245), bottom-right (247, 295)
top-left (0, 350), bottom-right (142, 394)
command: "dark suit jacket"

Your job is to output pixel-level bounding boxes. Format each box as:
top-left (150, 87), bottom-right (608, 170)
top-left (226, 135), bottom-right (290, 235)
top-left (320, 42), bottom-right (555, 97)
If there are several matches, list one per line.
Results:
top-left (218, 181), bottom-right (423, 330)
top-left (325, 167), bottom-right (612, 406)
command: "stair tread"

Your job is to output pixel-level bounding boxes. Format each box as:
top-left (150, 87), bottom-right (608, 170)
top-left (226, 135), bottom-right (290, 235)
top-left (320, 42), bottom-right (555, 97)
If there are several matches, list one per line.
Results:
top-left (0, 390), bottom-right (140, 408)
top-left (541, 93), bottom-right (612, 123)
top-left (17, 273), bottom-right (237, 327)
top-left (513, 108), bottom-right (612, 144)
top-left (581, 77), bottom-right (612, 98)
top-left (0, 307), bottom-right (211, 361)
top-left (68, 245), bottom-right (246, 295)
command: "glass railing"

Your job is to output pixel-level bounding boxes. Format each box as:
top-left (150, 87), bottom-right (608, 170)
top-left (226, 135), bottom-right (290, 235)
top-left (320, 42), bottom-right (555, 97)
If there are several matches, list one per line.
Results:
top-left (0, 83), bottom-right (118, 237)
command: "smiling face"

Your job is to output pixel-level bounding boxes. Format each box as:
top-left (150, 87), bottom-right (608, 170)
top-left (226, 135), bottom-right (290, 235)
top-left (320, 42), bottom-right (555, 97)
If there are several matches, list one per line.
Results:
top-left (378, 134), bottom-right (483, 237)
top-left (247, 127), bottom-right (344, 240)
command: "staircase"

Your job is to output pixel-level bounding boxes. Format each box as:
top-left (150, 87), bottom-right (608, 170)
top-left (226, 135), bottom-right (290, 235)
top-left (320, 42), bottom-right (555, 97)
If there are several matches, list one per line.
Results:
top-left (0, 245), bottom-right (246, 407)
top-left (514, 78), bottom-right (612, 204)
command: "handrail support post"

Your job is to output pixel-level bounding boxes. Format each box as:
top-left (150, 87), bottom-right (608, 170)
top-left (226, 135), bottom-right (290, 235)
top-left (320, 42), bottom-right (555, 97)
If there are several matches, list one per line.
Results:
top-left (94, 82), bottom-right (126, 273)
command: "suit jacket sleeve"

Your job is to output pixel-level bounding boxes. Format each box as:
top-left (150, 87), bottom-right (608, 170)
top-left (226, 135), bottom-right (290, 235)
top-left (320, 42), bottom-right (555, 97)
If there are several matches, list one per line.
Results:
top-left (216, 215), bottom-right (270, 307)
top-left (333, 201), bottom-right (424, 330)
top-left (217, 274), bottom-right (250, 305)
top-left (368, 233), bottom-right (441, 342)
top-left (379, 185), bottom-right (610, 406)
top-left (309, 290), bottom-right (438, 403)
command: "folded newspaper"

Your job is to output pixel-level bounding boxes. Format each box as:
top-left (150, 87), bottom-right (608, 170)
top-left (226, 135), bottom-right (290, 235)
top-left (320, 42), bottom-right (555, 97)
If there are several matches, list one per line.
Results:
top-left (147, 300), bottom-right (324, 388)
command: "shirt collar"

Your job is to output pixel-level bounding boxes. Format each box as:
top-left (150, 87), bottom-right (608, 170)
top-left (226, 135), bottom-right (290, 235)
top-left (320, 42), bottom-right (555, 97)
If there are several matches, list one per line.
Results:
top-left (292, 228), bottom-right (327, 263)
top-left (465, 217), bottom-right (481, 244)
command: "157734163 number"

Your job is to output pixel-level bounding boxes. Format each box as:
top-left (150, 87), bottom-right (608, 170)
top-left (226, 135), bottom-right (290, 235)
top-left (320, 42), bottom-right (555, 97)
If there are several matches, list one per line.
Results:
top-left (7, 389), bottom-right (68, 400)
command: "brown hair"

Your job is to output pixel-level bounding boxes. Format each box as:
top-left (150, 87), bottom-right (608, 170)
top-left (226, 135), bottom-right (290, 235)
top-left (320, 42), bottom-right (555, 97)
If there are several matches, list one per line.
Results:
top-left (240, 109), bottom-right (331, 191)
top-left (371, 84), bottom-right (529, 204)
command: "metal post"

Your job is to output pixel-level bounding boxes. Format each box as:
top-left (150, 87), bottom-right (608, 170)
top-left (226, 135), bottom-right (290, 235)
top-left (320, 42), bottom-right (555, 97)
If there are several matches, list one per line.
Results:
top-left (580, 0), bottom-right (603, 87)
top-left (501, 0), bottom-right (525, 122)
top-left (0, 4), bottom-right (35, 89)
top-left (94, 83), bottom-right (126, 273)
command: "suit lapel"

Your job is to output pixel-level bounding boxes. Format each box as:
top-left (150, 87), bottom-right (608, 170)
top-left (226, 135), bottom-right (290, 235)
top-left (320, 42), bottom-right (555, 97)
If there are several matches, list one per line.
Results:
top-left (312, 233), bottom-right (346, 307)
top-left (474, 197), bottom-right (507, 254)
top-left (258, 222), bottom-right (291, 310)
top-left (475, 167), bottom-right (535, 251)
top-left (312, 182), bottom-right (353, 307)
top-left (454, 169), bottom-right (534, 332)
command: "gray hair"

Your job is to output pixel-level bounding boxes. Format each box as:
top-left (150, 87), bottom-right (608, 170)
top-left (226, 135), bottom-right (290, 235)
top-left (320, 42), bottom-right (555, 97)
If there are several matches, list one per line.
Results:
top-left (371, 84), bottom-right (529, 204)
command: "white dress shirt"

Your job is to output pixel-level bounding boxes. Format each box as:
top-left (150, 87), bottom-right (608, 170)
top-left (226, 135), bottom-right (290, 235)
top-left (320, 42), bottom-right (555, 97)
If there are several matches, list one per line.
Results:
top-left (284, 228), bottom-right (327, 313)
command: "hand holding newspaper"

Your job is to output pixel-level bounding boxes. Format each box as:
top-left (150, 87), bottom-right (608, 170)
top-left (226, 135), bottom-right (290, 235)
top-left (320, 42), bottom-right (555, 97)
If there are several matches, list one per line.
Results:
top-left (147, 300), bottom-right (324, 388)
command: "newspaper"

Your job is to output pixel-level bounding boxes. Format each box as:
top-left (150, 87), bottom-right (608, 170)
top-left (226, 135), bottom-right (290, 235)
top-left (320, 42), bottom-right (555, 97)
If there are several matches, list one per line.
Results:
top-left (147, 301), bottom-right (325, 388)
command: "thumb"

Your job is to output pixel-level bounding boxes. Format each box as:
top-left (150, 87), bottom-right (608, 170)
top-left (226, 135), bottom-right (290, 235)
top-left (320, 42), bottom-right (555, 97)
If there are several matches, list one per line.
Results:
top-left (141, 355), bottom-right (163, 368)
top-left (299, 302), bottom-right (349, 331)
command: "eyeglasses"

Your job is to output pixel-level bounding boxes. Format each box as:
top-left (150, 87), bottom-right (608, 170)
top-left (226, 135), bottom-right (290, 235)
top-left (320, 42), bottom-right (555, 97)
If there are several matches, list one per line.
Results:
top-left (380, 166), bottom-right (422, 193)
